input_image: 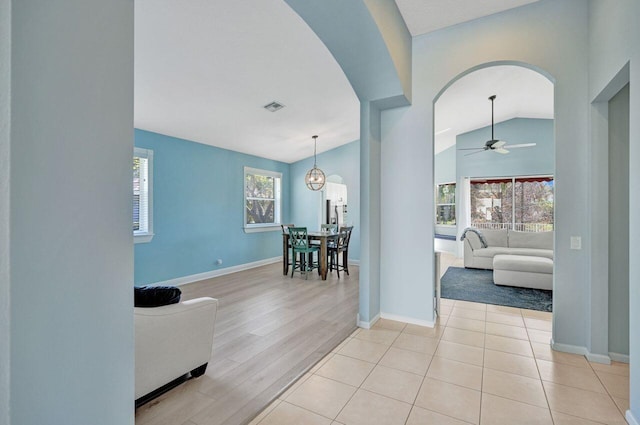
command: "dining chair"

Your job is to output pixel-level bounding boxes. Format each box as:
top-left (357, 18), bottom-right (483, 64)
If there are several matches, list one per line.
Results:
top-left (328, 226), bottom-right (353, 278)
top-left (288, 227), bottom-right (320, 279)
top-left (321, 223), bottom-right (338, 233)
top-left (281, 224), bottom-right (295, 274)
top-left (311, 223), bottom-right (338, 247)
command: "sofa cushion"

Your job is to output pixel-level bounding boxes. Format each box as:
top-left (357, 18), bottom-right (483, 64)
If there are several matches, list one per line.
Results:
top-left (474, 247), bottom-right (554, 259)
top-left (474, 247), bottom-right (517, 258)
top-left (508, 230), bottom-right (553, 249)
top-left (493, 254), bottom-right (553, 274)
top-left (135, 286), bottom-right (182, 308)
top-left (479, 229), bottom-right (508, 247)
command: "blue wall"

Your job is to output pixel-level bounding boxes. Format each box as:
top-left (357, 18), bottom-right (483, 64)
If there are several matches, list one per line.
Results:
top-left (291, 140), bottom-right (361, 261)
top-left (456, 118), bottom-right (554, 178)
top-left (134, 129), bottom-right (291, 285)
top-left (134, 130), bottom-right (360, 285)
top-left (434, 118), bottom-right (554, 240)
top-left (434, 145), bottom-right (456, 184)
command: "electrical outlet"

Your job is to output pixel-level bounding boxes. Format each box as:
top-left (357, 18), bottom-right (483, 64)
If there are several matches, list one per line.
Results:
top-left (215, 259), bottom-right (223, 265)
top-left (570, 236), bottom-right (581, 250)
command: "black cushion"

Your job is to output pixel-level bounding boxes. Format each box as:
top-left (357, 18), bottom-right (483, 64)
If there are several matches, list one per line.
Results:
top-left (134, 286), bottom-right (181, 308)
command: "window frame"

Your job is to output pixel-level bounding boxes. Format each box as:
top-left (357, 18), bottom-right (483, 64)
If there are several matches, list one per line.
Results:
top-left (243, 166), bottom-right (282, 233)
top-left (134, 147), bottom-right (154, 243)
top-left (470, 175), bottom-right (554, 232)
top-left (435, 182), bottom-right (456, 226)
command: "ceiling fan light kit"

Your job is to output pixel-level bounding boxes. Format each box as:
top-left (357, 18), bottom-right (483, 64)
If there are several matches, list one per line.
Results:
top-left (458, 94), bottom-right (537, 156)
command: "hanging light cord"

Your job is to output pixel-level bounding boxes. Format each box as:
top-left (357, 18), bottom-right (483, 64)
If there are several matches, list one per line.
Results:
top-left (489, 95), bottom-right (496, 140)
top-left (313, 135), bottom-right (318, 167)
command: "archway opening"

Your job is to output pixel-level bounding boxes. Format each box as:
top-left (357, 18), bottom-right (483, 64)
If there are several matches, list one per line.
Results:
top-left (433, 63), bottom-right (556, 319)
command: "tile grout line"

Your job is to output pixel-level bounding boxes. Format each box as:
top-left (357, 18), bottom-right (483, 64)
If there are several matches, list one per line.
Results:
top-left (265, 299), bottom-right (571, 425)
top-left (522, 306), bottom-right (557, 424)
top-left (406, 302), bottom-right (480, 425)
top-left (587, 360), bottom-right (630, 419)
top-left (329, 327), bottom-right (400, 423)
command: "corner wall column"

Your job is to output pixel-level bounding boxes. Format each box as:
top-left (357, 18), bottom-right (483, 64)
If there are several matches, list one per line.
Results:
top-left (359, 101), bottom-right (381, 326)
top-left (588, 101), bottom-right (610, 360)
top-left (0, 0), bottom-right (10, 421)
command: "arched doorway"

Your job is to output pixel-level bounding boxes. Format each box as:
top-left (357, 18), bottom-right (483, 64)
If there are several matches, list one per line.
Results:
top-left (433, 62), bottom-right (556, 326)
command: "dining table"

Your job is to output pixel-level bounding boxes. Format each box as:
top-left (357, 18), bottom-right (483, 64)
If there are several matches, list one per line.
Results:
top-left (282, 230), bottom-right (339, 280)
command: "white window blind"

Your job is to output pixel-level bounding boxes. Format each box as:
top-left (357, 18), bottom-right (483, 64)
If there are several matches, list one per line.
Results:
top-left (244, 166), bottom-right (282, 232)
top-left (134, 148), bottom-right (154, 242)
top-left (436, 182), bottom-right (456, 225)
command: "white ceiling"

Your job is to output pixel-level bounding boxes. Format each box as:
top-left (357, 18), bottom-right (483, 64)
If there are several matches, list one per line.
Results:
top-left (135, 0), bottom-right (548, 163)
top-left (434, 65), bottom-right (554, 154)
top-left (134, 0), bottom-right (359, 163)
top-left (395, 0), bottom-right (540, 36)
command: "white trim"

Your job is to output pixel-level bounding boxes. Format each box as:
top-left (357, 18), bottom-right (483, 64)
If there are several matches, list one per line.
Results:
top-left (357, 313), bottom-right (380, 329)
top-left (133, 147), bottom-right (153, 242)
top-left (243, 224), bottom-right (281, 234)
top-left (550, 339), bottom-right (587, 355)
top-left (244, 166), bottom-right (282, 230)
top-left (609, 352), bottom-right (630, 363)
top-left (134, 233), bottom-right (154, 243)
top-left (146, 256), bottom-right (281, 287)
top-left (627, 411), bottom-right (640, 425)
top-left (381, 312), bottom-right (435, 328)
top-left (585, 352), bottom-right (612, 364)
top-left (348, 259), bottom-right (360, 266)
top-left (244, 166), bottom-right (282, 179)
top-left (551, 339), bottom-right (612, 364)
top-left (145, 256), bottom-right (360, 288)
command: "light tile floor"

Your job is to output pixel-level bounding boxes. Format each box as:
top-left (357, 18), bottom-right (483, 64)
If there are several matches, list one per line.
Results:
top-left (249, 299), bottom-right (630, 425)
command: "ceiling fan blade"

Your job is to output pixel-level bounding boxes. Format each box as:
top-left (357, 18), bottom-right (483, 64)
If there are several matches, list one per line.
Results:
top-left (492, 140), bottom-right (506, 148)
top-left (494, 148), bottom-right (509, 154)
top-left (504, 143), bottom-right (537, 149)
top-left (464, 150), bottom-right (486, 157)
top-left (457, 147), bottom-right (484, 151)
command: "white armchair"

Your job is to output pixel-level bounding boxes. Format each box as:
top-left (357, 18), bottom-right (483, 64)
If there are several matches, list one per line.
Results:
top-left (135, 297), bottom-right (218, 400)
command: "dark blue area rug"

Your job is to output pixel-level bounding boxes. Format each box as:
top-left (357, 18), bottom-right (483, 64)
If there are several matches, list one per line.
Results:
top-left (441, 267), bottom-right (553, 312)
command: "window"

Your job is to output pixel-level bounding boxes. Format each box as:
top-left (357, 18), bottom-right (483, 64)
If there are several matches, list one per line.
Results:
top-left (244, 167), bottom-right (281, 232)
top-left (470, 176), bottom-right (553, 232)
top-left (436, 183), bottom-right (456, 225)
top-left (134, 148), bottom-right (154, 243)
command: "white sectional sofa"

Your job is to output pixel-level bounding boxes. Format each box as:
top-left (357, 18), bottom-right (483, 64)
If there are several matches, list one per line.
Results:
top-left (462, 228), bottom-right (554, 290)
top-left (462, 228), bottom-right (553, 270)
top-left (135, 297), bottom-right (218, 401)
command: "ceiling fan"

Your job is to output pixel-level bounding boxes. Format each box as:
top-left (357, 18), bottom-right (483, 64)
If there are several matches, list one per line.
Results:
top-left (458, 95), bottom-right (537, 156)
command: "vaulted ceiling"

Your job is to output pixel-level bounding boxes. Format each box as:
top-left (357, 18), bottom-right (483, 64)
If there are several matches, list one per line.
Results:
top-left (134, 0), bottom-right (547, 163)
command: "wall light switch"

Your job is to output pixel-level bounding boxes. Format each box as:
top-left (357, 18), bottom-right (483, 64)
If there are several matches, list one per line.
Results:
top-left (570, 236), bottom-right (582, 250)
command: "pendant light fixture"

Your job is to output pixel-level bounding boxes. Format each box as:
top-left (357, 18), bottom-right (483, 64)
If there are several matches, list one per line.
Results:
top-left (305, 135), bottom-right (325, 191)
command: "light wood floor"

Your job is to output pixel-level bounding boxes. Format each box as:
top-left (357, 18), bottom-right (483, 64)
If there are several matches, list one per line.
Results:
top-left (135, 262), bottom-right (359, 425)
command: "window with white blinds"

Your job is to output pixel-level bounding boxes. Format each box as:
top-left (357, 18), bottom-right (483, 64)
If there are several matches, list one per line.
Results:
top-left (244, 167), bottom-right (282, 232)
top-left (133, 147), bottom-right (154, 243)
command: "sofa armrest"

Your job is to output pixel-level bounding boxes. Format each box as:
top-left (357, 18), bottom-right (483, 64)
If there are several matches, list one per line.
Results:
top-left (462, 231), bottom-right (482, 250)
top-left (463, 238), bottom-right (475, 267)
top-left (135, 297), bottom-right (218, 399)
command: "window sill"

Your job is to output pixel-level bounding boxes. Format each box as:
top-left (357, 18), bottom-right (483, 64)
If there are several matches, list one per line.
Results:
top-left (244, 225), bottom-right (281, 234)
top-left (134, 233), bottom-right (155, 244)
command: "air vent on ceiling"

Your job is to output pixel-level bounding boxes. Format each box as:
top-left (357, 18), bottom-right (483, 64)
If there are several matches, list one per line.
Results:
top-left (263, 101), bottom-right (285, 112)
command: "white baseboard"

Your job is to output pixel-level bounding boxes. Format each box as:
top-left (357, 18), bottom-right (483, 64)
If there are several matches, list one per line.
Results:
top-left (551, 339), bottom-right (612, 364)
top-left (146, 256), bottom-right (281, 287)
top-left (380, 312), bottom-right (435, 328)
top-left (357, 313), bottom-right (380, 329)
top-left (609, 352), bottom-right (630, 363)
top-left (627, 410), bottom-right (639, 425)
top-left (585, 352), bottom-right (611, 364)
